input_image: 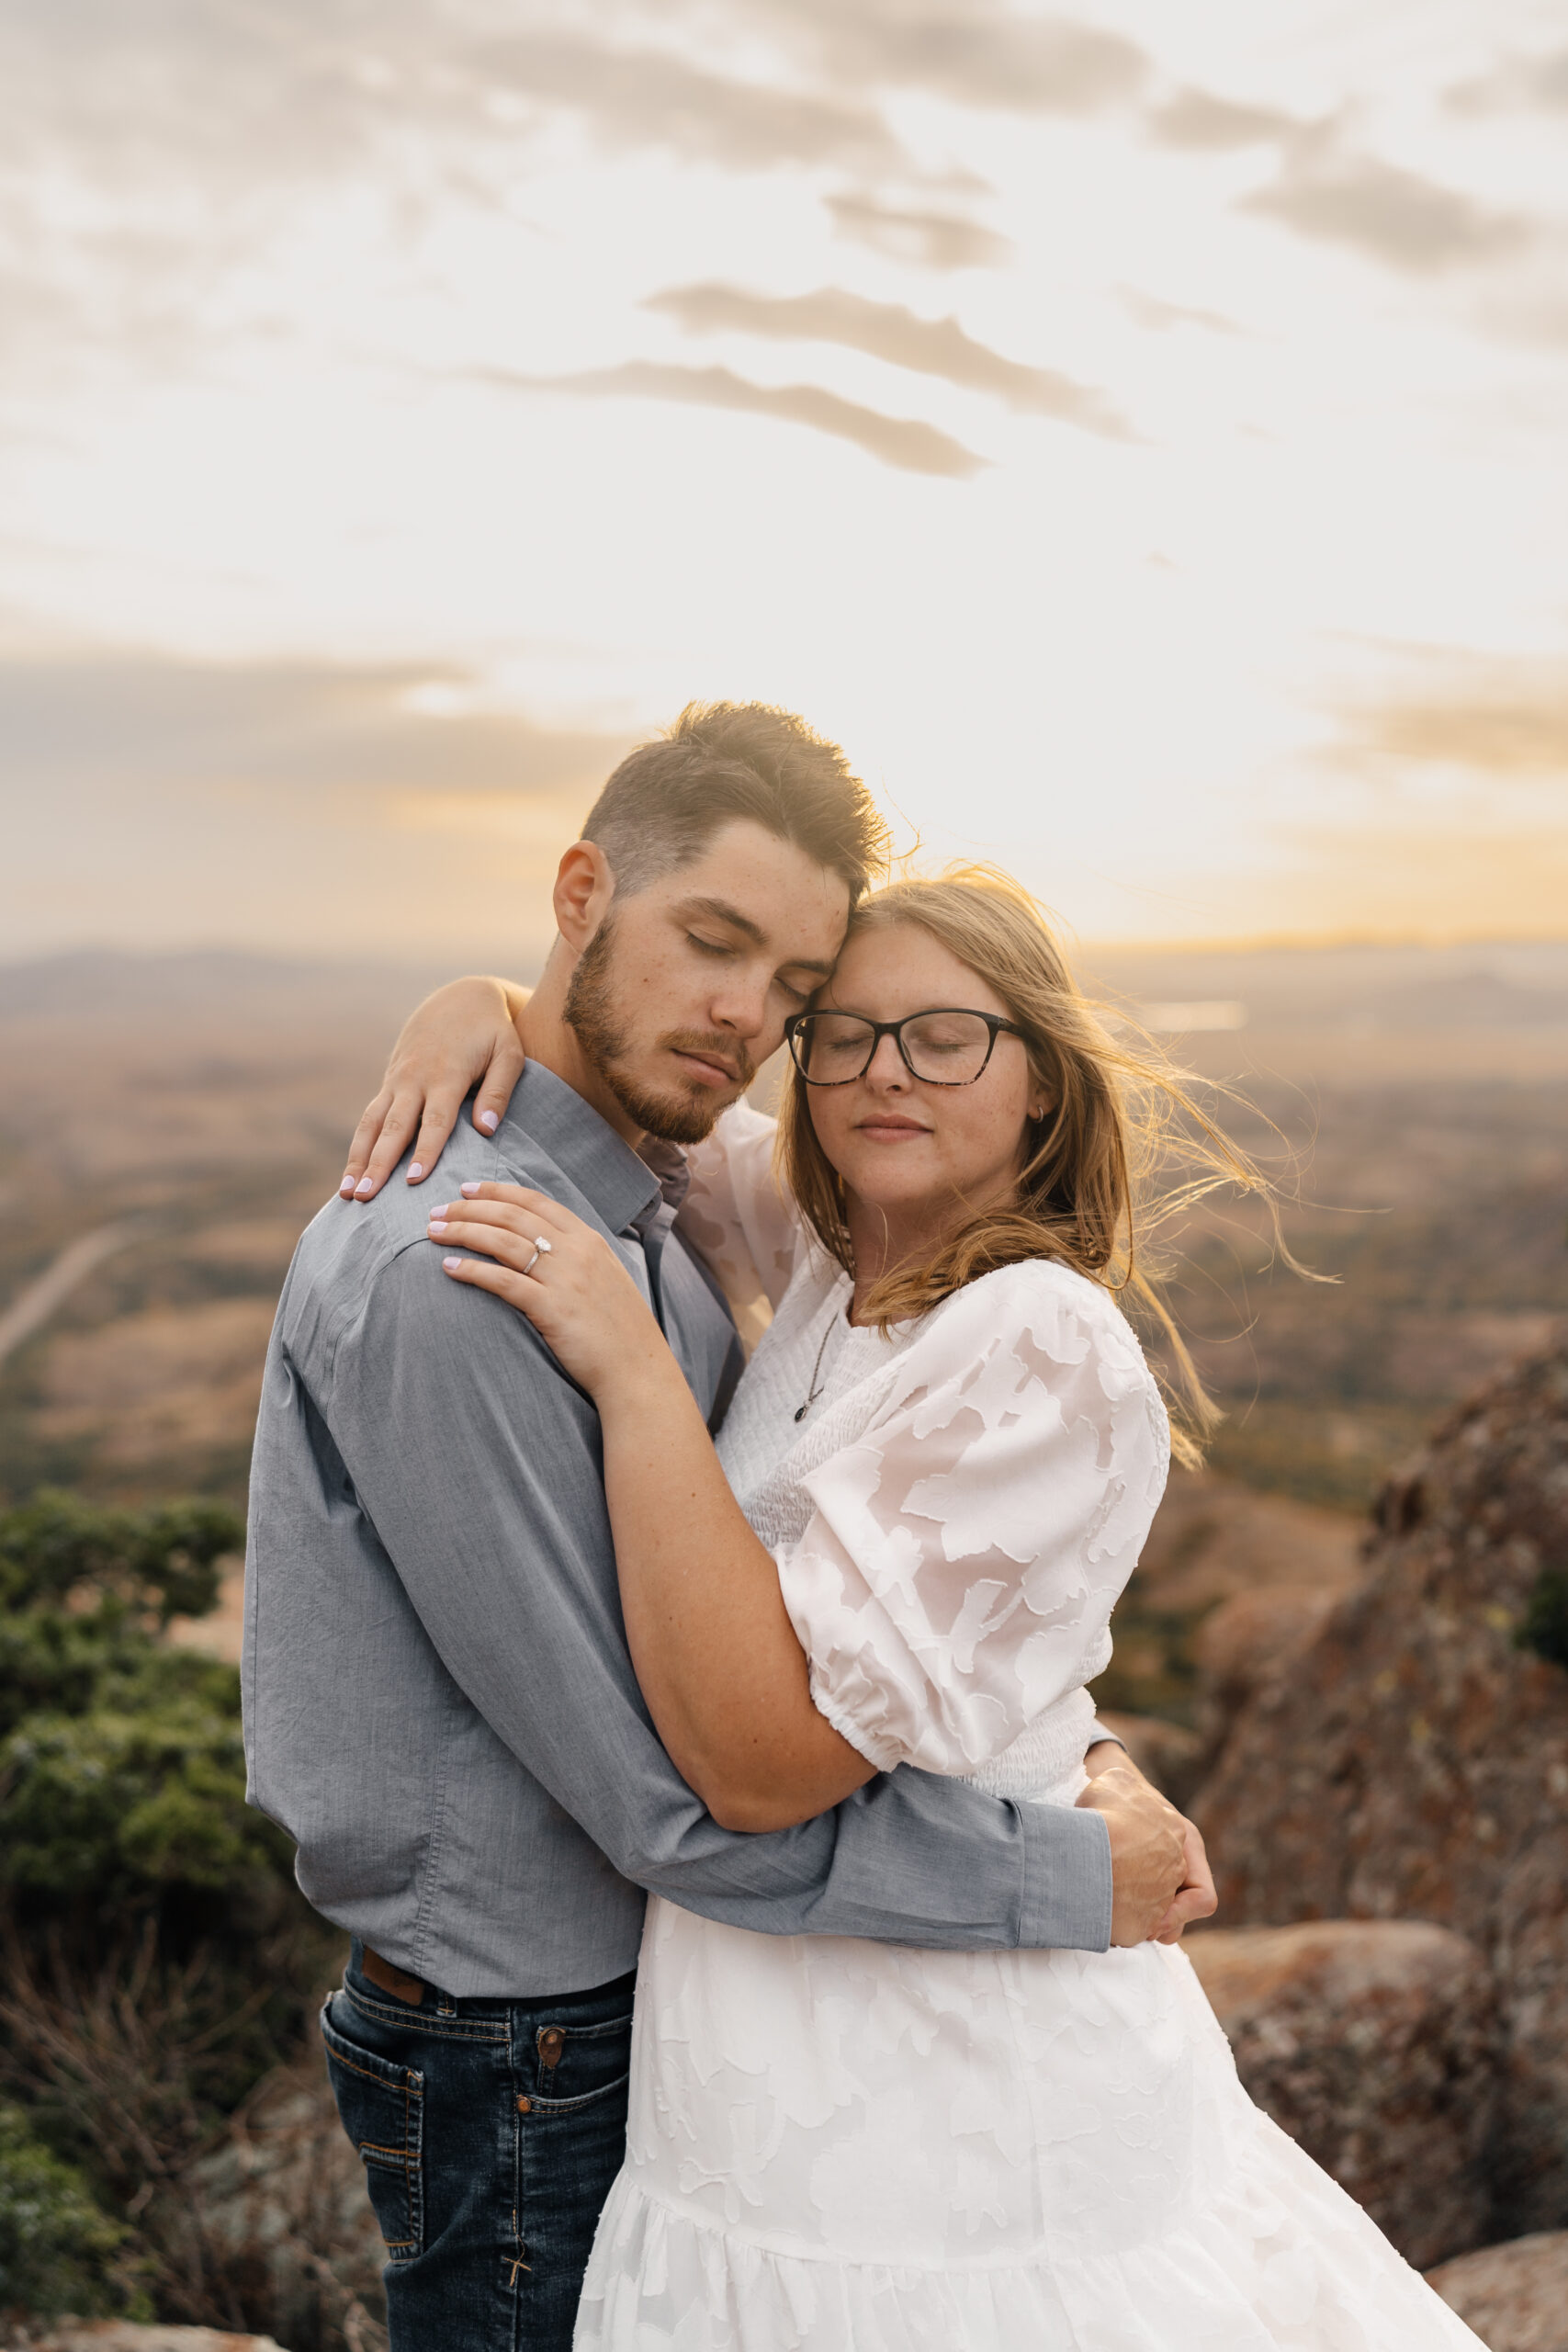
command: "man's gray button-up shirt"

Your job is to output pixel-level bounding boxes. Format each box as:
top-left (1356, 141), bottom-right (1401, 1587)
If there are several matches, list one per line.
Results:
top-left (243, 1060), bottom-right (1114, 1996)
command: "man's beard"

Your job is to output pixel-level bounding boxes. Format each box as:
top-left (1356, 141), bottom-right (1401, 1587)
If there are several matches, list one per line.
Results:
top-left (563, 917), bottom-right (753, 1146)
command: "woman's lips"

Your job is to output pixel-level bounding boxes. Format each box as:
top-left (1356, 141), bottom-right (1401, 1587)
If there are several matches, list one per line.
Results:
top-left (855, 1118), bottom-right (931, 1141)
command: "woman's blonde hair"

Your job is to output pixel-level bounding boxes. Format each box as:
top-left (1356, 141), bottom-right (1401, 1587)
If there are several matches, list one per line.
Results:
top-left (776, 865), bottom-right (1283, 1468)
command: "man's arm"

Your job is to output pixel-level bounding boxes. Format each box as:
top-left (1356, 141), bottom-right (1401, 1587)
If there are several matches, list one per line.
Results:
top-left (328, 1246), bottom-right (1126, 1952)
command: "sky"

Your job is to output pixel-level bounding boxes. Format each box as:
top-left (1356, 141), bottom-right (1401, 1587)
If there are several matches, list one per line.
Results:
top-left (2, 0), bottom-right (1567, 967)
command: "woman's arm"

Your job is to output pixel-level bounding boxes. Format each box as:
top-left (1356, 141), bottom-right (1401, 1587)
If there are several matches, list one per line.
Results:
top-left (677, 1100), bottom-right (802, 1336)
top-left (431, 1183), bottom-right (874, 1833)
top-left (339, 976), bottom-right (529, 1201)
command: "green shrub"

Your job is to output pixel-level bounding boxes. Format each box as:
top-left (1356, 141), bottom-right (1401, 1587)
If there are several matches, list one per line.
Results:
top-left (0, 1491), bottom-right (295, 1928)
top-left (0, 2098), bottom-right (129, 2317)
top-left (1517, 1565), bottom-right (1568, 1671)
top-left (0, 1488), bottom-right (236, 1620)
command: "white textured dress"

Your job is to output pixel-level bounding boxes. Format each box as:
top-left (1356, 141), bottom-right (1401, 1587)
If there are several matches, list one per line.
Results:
top-left (573, 1105), bottom-right (1483, 2350)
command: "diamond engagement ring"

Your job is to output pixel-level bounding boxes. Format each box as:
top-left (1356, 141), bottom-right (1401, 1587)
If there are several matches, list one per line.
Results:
top-left (523, 1236), bottom-right (553, 1277)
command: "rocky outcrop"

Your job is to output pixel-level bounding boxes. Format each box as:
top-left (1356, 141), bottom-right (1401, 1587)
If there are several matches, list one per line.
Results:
top-left (1186, 1920), bottom-right (1500, 2269)
top-left (1093, 1711), bottom-right (1202, 1805)
top-left (1193, 1344), bottom-right (1568, 2236)
top-left (156, 2055), bottom-right (384, 2352)
top-left (1190, 1583), bottom-right (1338, 1763)
top-left (17, 2331), bottom-right (287, 2352)
top-left (1426, 2230), bottom-right (1568, 2351)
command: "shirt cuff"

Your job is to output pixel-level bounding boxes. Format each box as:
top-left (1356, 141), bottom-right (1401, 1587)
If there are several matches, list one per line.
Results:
top-left (1084, 1716), bottom-right (1124, 1754)
top-left (1016, 1797), bottom-right (1113, 1952)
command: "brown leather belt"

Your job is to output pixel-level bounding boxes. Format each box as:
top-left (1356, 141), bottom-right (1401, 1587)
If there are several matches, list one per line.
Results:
top-left (359, 1946), bottom-right (638, 2010)
top-left (362, 1945), bottom-right (426, 2006)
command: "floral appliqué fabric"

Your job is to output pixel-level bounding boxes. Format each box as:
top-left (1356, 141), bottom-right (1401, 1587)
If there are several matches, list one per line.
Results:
top-left (575, 1105), bottom-right (1483, 2349)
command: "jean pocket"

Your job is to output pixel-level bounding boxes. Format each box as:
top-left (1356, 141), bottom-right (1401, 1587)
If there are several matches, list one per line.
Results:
top-left (321, 1998), bottom-right (424, 2261)
top-left (529, 2011), bottom-right (633, 2116)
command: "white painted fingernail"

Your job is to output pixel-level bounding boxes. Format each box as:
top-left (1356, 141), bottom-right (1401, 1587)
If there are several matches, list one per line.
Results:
top-left (442, 1255), bottom-right (461, 1271)
top-left (408, 1161), bottom-right (423, 1181)
top-left (460, 1182), bottom-right (481, 1196)
top-left (355, 1177), bottom-right (374, 1196)
top-left (428, 1220), bottom-right (448, 1235)
top-left (479, 1109), bottom-right (499, 1133)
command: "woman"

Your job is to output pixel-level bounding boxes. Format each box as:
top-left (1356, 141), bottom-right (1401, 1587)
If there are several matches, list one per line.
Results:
top-left (355, 872), bottom-right (1480, 2348)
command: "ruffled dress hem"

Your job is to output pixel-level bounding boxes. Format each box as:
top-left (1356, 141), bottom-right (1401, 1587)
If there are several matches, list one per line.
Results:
top-left (574, 2107), bottom-right (1483, 2350)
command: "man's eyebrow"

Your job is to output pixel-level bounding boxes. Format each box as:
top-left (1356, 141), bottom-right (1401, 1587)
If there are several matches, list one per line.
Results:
top-left (678, 895), bottom-right (834, 976)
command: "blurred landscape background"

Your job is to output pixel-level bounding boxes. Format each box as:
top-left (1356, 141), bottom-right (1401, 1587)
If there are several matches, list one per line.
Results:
top-left (4, 932), bottom-right (1562, 1602)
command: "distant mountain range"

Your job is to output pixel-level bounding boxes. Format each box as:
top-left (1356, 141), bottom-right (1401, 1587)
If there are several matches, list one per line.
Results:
top-left (4, 938), bottom-right (1567, 1032)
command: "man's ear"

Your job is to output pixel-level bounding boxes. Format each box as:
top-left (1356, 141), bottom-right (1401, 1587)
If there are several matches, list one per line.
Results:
top-left (553, 841), bottom-right (616, 952)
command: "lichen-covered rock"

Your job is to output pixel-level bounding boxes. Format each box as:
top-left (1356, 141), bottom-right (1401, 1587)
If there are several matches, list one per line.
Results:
top-left (1186, 1919), bottom-right (1500, 2269)
top-left (1426, 2230), bottom-right (1568, 2351)
top-left (157, 2055), bottom-right (383, 2352)
top-left (1193, 1343), bottom-right (1568, 2236)
top-left (1093, 1710), bottom-right (1202, 1804)
top-left (1190, 1582), bottom-right (1339, 1757)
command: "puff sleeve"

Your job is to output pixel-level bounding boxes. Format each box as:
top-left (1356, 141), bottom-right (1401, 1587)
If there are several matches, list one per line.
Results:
top-left (774, 1262), bottom-right (1168, 1779)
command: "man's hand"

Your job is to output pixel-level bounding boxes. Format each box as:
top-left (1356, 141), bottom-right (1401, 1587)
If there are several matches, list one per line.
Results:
top-left (1146, 1814), bottom-right (1217, 1945)
top-left (1077, 1748), bottom-right (1217, 1948)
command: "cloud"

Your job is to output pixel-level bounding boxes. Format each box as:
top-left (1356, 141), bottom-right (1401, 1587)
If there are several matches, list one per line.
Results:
top-left (1446, 46), bottom-right (1568, 117)
top-left (0, 4), bottom-right (1145, 215)
top-left (1269, 819), bottom-right (1568, 942)
top-left (827, 193), bottom-right (1013, 271)
top-left (724, 2), bottom-right (1148, 116)
top-left (469, 32), bottom-right (900, 172)
top-left (1119, 286), bottom-right (1239, 335)
top-left (644, 281), bottom-right (1132, 435)
top-left (1341, 664), bottom-right (1568, 778)
top-left (1243, 130), bottom-right (1530, 274)
top-left (0, 648), bottom-right (625, 795)
top-left (1147, 86), bottom-right (1298, 150)
top-left (825, 9), bottom-right (1148, 114)
top-left (469, 358), bottom-right (988, 477)
top-left (0, 640), bottom-right (639, 960)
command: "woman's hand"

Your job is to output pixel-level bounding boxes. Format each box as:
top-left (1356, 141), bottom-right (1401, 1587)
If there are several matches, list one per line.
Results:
top-left (340, 977), bottom-right (529, 1201)
top-left (429, 1182), bottom-right (668, 1402)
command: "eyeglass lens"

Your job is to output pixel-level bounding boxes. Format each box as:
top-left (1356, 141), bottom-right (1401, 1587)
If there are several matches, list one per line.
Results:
top-left (794, 1012), bottom-right (998, 1084)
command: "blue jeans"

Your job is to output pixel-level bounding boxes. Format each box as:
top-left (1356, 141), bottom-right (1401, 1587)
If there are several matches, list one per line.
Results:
top-left (322, 1942), bottom-right (634, 2351)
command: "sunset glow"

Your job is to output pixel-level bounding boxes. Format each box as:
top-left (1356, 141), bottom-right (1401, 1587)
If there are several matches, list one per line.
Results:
top-left (3, 0), bottom-right (1566, 960)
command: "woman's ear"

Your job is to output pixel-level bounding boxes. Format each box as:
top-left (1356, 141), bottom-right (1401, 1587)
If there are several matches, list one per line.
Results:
top-left (553, 841), bottom-right (615, 952)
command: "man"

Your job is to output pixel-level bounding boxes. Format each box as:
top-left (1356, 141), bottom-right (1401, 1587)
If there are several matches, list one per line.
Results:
top-left (245, 702), bottom-right (1209, 2351)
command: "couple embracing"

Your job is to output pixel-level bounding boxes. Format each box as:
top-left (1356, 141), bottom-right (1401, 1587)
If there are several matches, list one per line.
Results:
top-left (245, 703), bottom-right (1479, 2348)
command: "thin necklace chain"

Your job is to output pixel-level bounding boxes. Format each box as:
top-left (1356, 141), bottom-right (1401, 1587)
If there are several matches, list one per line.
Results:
top-left (795, 1305), bottom-right (843, 1423)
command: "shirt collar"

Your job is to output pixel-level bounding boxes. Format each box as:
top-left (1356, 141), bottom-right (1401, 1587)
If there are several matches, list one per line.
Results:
top-left (494, 1060), bottom-right (661, 1238)
top-left (636, 1133), bottom-right (692, 1215)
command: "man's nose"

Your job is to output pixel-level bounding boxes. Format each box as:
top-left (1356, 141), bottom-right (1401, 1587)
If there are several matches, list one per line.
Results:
top-left (707, 966), bottom-right (772, 1041)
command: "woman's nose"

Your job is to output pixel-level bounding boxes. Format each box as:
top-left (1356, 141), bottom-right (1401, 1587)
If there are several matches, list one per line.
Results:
top-left (863, 1033), bottom-right (910, 1088)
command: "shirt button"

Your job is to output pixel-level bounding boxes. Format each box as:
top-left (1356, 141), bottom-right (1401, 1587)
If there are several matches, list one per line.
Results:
top-left (516, 2096), bottom-right (532, 2115)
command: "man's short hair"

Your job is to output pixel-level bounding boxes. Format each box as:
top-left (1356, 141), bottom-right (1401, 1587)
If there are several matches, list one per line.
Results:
top-left (581, 701), bottom-right (889, 907)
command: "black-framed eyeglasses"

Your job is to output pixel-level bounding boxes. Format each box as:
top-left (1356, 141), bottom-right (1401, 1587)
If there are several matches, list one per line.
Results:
top-left (785, 1008), bottom-right (1026, 1087)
